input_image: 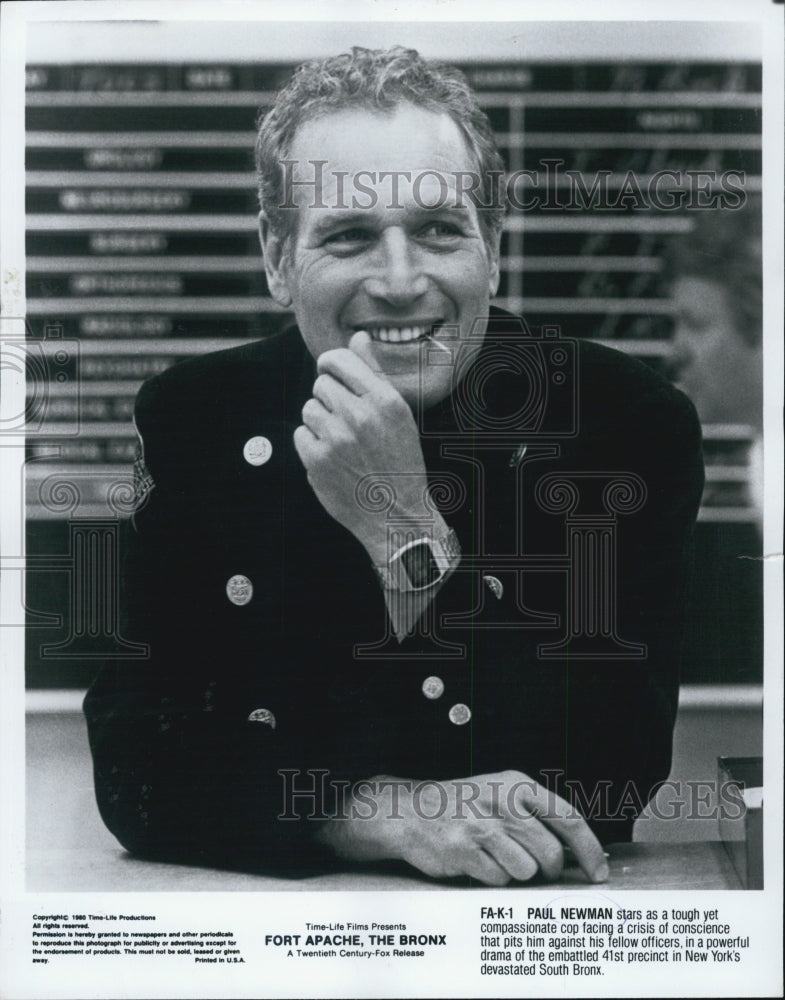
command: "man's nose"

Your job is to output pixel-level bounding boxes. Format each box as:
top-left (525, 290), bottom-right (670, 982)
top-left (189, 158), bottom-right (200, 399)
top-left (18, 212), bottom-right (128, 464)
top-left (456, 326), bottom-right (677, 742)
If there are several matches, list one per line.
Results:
top-left (364, 229), bottom-right (429, 304)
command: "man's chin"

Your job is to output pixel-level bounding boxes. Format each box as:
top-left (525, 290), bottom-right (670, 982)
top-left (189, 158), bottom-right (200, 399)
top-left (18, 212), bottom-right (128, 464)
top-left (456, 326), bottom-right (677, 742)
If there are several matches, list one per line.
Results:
top-left (387, 369), bottom-right (454, 413)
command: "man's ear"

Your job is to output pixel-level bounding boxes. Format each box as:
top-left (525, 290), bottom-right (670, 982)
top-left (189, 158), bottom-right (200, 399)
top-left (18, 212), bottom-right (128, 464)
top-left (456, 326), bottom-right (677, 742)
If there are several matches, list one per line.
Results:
top-left (258, 211), bottom-right (293, 308)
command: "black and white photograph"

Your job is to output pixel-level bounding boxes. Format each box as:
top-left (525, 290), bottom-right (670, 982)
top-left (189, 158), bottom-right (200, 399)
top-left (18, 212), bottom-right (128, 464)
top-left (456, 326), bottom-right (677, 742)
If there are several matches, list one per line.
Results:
top-left (1, 1), bottom-right (782, 997)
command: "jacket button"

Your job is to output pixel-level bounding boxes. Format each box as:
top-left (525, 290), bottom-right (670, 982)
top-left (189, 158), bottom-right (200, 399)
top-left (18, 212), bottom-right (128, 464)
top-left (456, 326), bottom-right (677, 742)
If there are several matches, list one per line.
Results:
top-left (421, 676), bottom-right (444, 700)
top-left (243, 436), bottom-right (272, 466)
top-left (483, 575), bottom-right (504, 599)
top-left (226, 574), bottom-right (253, 605)
top-left (248, 708), bottom-right (276, 728)
top-left (449, 703), bottom-right (471, 725)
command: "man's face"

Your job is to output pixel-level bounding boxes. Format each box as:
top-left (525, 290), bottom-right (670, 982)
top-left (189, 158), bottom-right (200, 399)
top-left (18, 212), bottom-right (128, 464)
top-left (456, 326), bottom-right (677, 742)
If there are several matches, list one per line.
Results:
top-left (260, 103), bottom-right (500, 409)
top-left (670, 275), bottom-right (761, 425)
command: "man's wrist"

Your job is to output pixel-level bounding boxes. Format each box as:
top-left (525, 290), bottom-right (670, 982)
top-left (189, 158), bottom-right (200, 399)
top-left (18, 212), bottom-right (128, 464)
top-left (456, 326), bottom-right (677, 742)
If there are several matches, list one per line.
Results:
top-left (314, 777), bottom-right (414, 863)
top-left (375, 524), bottom-right (460, 592)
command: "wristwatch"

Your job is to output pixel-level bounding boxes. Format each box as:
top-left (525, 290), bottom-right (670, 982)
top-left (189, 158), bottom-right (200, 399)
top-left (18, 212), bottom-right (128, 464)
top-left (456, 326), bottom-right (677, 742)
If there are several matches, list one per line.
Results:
top-left (376, 527), bottom-right (461, 592)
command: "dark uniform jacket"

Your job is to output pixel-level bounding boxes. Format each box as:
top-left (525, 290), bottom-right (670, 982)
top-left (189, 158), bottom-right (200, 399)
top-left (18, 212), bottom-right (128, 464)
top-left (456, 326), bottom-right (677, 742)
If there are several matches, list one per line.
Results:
top-left (84, 308), bottom-right (704, 874)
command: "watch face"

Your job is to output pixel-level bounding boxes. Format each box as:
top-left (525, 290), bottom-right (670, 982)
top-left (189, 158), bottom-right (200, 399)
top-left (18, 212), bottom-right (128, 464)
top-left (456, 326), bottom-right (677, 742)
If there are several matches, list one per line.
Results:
top-left (400, 540), bottom-right (441, 590)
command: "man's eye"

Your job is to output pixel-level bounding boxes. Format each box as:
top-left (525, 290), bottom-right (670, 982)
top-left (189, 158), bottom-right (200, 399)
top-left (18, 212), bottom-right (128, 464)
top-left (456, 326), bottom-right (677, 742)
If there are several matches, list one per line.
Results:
top-left (324, 228), bottom-right (371, 245)
top-left (420, 221), bottom-right (462, 239)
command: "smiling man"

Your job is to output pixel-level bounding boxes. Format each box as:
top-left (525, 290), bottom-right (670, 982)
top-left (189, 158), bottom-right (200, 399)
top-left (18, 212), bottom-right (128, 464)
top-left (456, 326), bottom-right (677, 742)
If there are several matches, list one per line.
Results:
top-left (259, 98), bottom-right (501, 650)
top-left (84, 47), bottom-right (704, 886)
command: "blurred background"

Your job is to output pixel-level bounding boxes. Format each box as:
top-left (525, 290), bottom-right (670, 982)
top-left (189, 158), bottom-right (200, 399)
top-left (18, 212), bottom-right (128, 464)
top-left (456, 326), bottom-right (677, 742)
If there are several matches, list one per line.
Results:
top-left (22, 20), bottom-right (763, 857)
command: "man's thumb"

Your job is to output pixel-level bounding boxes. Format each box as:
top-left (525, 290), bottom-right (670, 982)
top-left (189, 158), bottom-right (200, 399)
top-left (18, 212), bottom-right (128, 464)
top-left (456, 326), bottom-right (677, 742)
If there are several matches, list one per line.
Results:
top-left (348, 330), bottom-right (387, 379)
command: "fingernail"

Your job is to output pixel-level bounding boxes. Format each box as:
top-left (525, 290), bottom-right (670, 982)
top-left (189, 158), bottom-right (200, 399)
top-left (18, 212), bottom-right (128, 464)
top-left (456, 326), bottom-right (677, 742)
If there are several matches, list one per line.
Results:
top-left (592, 860), bottom-right (610, 883)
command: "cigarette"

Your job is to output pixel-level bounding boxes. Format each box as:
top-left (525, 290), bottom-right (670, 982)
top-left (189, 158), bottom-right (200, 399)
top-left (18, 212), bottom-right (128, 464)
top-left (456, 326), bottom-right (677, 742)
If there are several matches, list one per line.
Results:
top-left (426, 335), bottom-right (452, 354)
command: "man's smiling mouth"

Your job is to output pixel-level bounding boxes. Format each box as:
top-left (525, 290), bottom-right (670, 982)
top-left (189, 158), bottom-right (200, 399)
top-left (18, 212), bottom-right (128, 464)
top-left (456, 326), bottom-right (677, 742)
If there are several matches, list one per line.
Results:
top-left (357, 322), bottom-right (443, 344)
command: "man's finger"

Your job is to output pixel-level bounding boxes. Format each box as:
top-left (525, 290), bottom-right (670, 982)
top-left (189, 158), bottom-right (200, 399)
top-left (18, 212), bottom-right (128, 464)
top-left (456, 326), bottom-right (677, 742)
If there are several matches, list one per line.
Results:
top-left (501, 809), bottom-right (565, 882)
top-left (301, 397), bottom-right (331, 437)
top-left (511, 780), bottom-right (608, 883)
top-left (347, 330), bottom-right (389, 380)
top-left (313, 373), bottom-right (364, 416)
top-left (477, 828), bottom-right (540, 883)
top-left (461, 849), bottom-right (511, 887)
top-left (316, 340), bottom-right (384, 396)
top-left (293, 423), bottom-right (322, 464)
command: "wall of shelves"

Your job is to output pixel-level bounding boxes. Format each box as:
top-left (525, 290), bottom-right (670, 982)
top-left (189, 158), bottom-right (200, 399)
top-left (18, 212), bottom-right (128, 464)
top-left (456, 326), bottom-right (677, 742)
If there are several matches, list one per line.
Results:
top-left (24, 58), bottom-right (762, 519)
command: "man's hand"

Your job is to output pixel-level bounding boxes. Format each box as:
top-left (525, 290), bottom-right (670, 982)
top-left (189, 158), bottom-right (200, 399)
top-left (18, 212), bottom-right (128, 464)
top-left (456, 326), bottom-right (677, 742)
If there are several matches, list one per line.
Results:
top-left (294, 331), bottom-right (433, 565)
top-left (316, 770), bottom-right (609, 886)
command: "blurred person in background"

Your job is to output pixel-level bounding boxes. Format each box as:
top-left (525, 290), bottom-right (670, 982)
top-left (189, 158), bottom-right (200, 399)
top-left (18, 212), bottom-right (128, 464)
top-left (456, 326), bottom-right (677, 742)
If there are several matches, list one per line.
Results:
top-left (662, 200), bottom-right (763, 688)
top-left (664, 199), bottom-right (763, 524)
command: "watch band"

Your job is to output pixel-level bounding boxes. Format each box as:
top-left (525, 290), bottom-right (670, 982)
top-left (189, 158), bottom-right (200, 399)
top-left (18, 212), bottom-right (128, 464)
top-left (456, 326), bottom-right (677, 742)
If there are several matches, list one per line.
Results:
top-left (376, 527), bottom-right (461, 592)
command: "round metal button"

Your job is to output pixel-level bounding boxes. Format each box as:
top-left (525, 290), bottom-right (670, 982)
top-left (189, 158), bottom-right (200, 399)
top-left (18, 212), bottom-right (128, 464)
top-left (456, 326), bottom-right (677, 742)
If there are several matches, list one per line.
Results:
top-left (248, 708), bottom-right (276, 729)
top-left (421, 676), bottom-right (444, 700)
top-left (243, 436), bottom-right (273, 466)
top-left (226, 574), bottom-right (253, 606)
top-left (483, 575), bottom-right (504, 600)
top-left (448, 703), bottom-right (471, 726)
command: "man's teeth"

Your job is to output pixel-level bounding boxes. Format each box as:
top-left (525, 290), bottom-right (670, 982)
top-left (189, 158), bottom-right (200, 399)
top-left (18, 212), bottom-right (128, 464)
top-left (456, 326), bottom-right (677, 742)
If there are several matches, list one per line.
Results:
top-left (368, 325), bottom-right (430, 343)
